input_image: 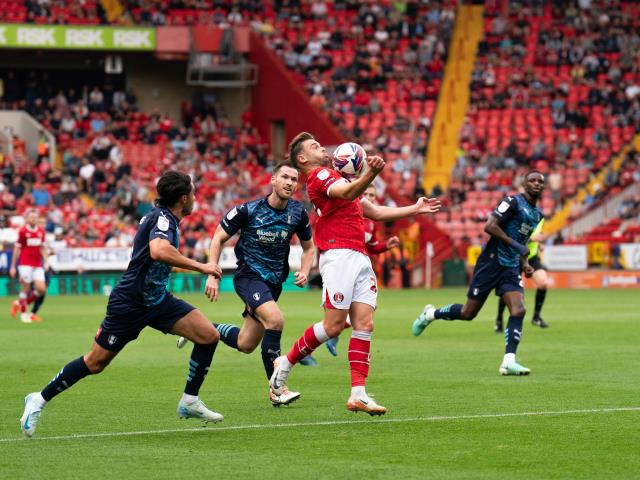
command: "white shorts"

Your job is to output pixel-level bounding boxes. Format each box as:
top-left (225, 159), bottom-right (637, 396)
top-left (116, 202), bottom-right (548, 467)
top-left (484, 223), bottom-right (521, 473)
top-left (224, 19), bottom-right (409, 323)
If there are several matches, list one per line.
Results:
top-left (18, 266), bottom-right (45, 284)
top-left (319, 249), bottom-right (378, 310)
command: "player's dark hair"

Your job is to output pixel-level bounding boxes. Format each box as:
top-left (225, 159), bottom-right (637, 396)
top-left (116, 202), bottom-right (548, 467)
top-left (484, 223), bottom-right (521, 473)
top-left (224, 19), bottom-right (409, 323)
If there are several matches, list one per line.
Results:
top-left (155, 171), bottom-right (193, 208)
top-left (287, 132), bottom-right (315, 168)
top-left (273, 160), bottom-right (297, 174)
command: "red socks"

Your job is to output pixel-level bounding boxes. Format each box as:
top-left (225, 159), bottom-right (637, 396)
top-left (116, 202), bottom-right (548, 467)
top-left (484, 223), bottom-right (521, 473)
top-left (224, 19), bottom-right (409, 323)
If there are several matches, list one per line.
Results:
top-left (286, 322), bottom-right (330, 365)
top-left (348, 331), bottom-right (372, 387)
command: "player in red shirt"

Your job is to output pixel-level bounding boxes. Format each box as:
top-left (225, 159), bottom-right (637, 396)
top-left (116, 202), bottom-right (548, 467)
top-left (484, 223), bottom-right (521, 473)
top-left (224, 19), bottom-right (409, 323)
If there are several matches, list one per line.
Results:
top-left (10, 210), bottom-right (48, 323)
top-left (270, 132), bottom-right (440, 415)
top-left (321, 184), bottom-right (401, 357)
top-left (300, 184), bottom-right (400, 364)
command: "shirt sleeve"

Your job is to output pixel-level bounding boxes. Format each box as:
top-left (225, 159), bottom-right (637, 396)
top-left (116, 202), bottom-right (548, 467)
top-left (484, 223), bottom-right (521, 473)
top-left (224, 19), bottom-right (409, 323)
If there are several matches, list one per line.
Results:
top-left (149, 212), bottom-right (177, 244)
top-left (295, 209), bottom-right (313, 242)
top-left (308, 168), bottom-right (346, 198)
top-left (366, 241), bottom-right (388, 255)
top-left (490, 196), bottom-right (519, 226)
top-left (220, 203), bottom-right (249, 236)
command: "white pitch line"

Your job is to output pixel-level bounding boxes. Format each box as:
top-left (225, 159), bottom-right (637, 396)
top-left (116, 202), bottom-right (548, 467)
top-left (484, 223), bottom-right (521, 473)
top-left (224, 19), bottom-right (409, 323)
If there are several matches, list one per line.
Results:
top-left (2, 406), bottom-right (639, 444)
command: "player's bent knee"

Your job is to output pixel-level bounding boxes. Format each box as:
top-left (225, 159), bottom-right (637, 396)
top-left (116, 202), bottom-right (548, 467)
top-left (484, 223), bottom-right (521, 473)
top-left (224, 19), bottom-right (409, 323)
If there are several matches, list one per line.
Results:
top-left (84, 356), bottom-right (110, 374)
top-left (204, 329), bottom-right (220, 345)
top-left (264, 315), bottom-right (284, 331)
top-left (324, 322), bottom-right (344, 338)
top-left (512, 306), bottom-right (526, 317)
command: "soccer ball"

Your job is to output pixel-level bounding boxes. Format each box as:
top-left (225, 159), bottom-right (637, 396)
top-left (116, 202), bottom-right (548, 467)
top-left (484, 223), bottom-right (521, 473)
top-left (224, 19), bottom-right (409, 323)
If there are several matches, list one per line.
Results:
top-left (332, 142), bottom-right (366, 178)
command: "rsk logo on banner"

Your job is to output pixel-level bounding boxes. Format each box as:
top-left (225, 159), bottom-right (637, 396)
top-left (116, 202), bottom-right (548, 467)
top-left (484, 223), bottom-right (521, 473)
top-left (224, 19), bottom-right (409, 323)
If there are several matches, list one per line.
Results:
top-left (66, 29), bottom-right (104, 47)
top-left (17, 27), bottom-right (55, 46)
top-left (114, 30), bottom-right (151, 48)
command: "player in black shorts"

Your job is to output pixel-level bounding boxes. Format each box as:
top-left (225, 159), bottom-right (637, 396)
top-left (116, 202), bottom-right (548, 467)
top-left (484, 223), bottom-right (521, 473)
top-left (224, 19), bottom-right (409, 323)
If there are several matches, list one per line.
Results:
top-left (412, 171), bottom-right (546, 375)
top-left (177, 162), bottom-right (316, 406)
top-left (20, 171), bottom-right (224, 438)
top-left (495, 219), bottom-right (550, 331)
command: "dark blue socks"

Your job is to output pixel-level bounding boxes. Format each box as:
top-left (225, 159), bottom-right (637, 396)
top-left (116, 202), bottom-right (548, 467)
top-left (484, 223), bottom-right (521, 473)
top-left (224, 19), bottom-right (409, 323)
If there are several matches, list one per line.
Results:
top-left (497, 298), bottom-right (507, 322)
top-left (184, 342), bottom-right (217, 396)
top-left (505, 315), bottom-right (524, 354)
top-left (41, 356), bottom-right (92, 402)
top-left (534, 289), bottom-right (547, 318)
top-left (216, 323), bottom-right (240, 350)
top-left (261, 329), bottom-right (282, 379)
top-left (32, 293), bottom-right (46, 314)
top-left (434, 304), bottom-right (463, 320)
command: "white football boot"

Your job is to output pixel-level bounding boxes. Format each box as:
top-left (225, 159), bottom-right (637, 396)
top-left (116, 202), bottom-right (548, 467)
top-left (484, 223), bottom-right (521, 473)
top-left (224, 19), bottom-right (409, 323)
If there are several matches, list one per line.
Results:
top-left (177, 398), bottom-right (223, 423)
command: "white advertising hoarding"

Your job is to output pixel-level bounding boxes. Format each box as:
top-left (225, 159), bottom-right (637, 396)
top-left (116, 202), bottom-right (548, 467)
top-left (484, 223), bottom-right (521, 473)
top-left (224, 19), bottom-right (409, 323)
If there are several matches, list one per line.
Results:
top-left (619, 243), bottom-right (640, 270)
top-left (543, 245), bottom-right (588, 271)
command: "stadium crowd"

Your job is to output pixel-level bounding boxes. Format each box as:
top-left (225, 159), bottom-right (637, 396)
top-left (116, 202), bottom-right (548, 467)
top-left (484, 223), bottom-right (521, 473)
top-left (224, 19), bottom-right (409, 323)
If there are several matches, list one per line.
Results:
top-left (436, 0), bottom-right (640, 244)
top-left (0, 74), bottom-right (275, 258)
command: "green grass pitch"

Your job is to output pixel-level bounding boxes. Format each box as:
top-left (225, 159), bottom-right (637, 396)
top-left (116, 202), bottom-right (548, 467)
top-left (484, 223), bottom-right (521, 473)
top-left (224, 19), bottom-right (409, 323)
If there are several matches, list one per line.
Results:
top-left (1, 288), bottom-right (639, 479)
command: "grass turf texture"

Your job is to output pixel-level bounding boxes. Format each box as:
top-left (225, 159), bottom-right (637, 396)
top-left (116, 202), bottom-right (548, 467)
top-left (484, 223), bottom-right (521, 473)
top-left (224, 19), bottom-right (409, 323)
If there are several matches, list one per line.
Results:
top-left (1, 288), bottom-right (638, 479)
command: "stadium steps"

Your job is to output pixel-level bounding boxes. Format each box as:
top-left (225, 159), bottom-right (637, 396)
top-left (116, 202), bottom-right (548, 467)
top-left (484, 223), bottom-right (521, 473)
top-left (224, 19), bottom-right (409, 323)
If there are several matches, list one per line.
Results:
top-left (422, 4), bottom-right (483, 195)
top-left (101, 0), bottom-right (125, 24)
top-left (546, 133), bottom-right (640, 235)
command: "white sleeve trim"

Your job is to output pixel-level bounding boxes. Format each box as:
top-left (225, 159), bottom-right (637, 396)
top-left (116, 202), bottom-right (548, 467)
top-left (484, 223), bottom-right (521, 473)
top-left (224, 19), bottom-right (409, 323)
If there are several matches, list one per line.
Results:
top-left (326, 178), bottom-right (347, 197)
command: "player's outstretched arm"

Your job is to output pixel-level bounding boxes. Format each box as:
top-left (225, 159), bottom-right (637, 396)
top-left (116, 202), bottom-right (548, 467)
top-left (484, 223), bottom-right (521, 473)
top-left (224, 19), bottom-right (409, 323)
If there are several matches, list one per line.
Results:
top-left (362, 197), bottom-right (441, 222)
top-left (294, 238), bottom-right (316, 287)
top-left (484, 216), bottom-right (529, 258)
top-left (149, 238), bottom-right (221, 277)
top-left (329, 155), bottom-right (386, 201)
top-left (204, 225), bottom-right (232, 301)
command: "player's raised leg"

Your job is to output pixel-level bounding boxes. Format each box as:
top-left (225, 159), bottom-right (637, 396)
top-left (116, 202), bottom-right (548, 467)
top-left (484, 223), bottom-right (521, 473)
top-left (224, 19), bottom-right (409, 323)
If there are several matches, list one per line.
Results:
top-left (270, 308), bottom-right (344, 395)
top-left (413, 297), bottom-right (485, 336)
top-left (499, 291), bottom-right (530, 375)
top-left (171, 309), bottom-right (223, 423)
top-left (20, 341), bottom-right (118, 438)
top-left (243, 301), bottom-right (301, 406)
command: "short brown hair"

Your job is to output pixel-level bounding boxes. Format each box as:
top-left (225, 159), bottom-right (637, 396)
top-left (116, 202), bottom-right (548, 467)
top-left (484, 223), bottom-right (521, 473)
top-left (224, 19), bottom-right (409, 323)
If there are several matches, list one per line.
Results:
top-left (273, 160), bottom-right (297, 174)
top-left (287, 132), bottom-right (315, 168)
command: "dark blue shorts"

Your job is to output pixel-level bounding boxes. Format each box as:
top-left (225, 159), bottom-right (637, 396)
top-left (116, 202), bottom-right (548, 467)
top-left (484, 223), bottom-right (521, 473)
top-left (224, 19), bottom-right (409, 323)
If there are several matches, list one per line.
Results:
top-left (233, 269), bottom-right (282, 319)
top-left (528, 255), bottom-right (547, 271)
top-left (95, 292), bottom-right (195, 351)
top-left (467, 256), bottom-right (523, 302)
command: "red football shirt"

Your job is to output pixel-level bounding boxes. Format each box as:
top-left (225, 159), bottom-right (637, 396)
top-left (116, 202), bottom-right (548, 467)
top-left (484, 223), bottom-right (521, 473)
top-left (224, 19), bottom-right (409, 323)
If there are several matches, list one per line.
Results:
top-left (17, 225), bottom-right (46, 267)
top-left (306, 167), bottom-right (366, 254)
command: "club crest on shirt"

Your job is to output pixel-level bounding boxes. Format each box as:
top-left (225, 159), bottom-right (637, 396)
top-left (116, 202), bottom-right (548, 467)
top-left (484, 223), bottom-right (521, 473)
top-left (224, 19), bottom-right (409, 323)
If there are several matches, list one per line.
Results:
top-left (157, 215), bottom-right (170, 231)
top-left (227, 207), bottom-right (238, 220)
top-left (317, 169), bottom-right (330, 181)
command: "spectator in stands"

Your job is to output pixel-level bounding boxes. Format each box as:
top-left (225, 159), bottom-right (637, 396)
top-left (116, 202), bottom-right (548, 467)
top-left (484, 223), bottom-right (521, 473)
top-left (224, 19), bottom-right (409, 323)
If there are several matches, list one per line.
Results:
top-left (31, 182), bottom-right (50, 207)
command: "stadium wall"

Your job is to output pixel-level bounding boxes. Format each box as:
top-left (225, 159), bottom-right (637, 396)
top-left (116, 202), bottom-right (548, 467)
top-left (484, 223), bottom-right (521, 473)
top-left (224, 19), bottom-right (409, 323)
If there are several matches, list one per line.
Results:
top-left (126, 57), bottom-right (195, 121)
top-left (248, 31), bottom-right (343, 150)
